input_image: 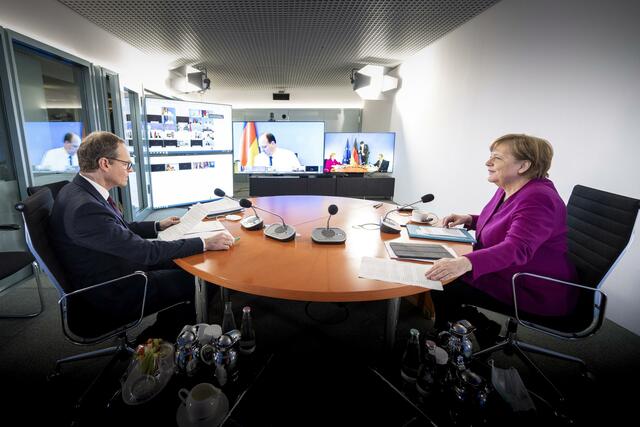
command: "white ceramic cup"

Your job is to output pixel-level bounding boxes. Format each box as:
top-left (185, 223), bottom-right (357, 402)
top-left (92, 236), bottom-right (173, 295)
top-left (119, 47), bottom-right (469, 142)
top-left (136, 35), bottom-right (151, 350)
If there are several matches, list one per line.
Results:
top-left (411, 210), bottom-right (434, 223)
top-left (178, 382), bottom-right (220, 422)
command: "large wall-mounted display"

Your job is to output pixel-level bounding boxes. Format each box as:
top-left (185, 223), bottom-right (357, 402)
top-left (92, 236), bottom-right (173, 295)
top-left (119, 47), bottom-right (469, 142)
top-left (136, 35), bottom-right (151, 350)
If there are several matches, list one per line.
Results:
top-left (324, 132), bottom-right (395, 173)
top-left (233, 121), bottom-right (325, 174)
top-left (144, 98), bottom-right (232, 208)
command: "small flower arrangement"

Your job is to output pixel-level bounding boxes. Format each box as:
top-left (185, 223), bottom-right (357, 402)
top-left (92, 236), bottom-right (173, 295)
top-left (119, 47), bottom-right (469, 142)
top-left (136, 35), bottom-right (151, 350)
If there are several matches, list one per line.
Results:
top-left (135, 338), bottom-right (168, 375)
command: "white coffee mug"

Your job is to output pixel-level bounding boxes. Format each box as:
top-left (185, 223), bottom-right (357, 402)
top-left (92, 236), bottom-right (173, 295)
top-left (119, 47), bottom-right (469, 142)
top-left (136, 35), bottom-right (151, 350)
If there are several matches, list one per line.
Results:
top-left (411, 210), bottom-right (434, 223)
top-left (178, 382), bottom-right (220, 422)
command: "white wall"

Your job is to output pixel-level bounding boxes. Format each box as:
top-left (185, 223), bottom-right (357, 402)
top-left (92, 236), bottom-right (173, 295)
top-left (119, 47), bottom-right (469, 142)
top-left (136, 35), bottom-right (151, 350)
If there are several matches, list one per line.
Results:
top-left (183, 88), bottom-right (362, 109)
top-left (364, 0), bottom-right (640, 334)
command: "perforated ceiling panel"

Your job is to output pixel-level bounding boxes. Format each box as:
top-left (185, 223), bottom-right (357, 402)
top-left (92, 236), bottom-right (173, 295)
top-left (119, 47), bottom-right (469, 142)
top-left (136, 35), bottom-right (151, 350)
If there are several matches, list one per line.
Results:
top-left (59, 0), bottom-right (500, 89)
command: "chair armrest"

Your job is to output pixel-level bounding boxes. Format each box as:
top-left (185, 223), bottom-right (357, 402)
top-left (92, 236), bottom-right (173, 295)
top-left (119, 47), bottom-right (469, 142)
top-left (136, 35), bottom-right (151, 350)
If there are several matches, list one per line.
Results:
top-left (0, 224), bottom-right (20, 230)
top-left (59, 271), bottom-right (148, 344)
top-left (511, 272), bottom-right (607, 340)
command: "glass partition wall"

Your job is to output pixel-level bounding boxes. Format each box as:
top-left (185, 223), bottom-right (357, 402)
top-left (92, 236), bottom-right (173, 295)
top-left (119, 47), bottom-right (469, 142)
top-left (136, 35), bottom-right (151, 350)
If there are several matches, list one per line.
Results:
top-left (12, 42), bottom-right (92, 187)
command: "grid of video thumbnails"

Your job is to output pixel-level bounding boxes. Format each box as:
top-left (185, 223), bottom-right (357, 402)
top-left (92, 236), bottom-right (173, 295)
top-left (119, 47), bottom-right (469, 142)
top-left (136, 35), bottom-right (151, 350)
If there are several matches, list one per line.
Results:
top-left (150, 160), bottom-right (216, 172)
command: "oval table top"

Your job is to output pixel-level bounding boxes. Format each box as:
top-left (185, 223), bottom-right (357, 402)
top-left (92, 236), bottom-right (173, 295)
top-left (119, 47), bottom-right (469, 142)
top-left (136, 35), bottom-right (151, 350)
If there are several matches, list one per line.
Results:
top-left (175, 195), bottom-right (471, 302)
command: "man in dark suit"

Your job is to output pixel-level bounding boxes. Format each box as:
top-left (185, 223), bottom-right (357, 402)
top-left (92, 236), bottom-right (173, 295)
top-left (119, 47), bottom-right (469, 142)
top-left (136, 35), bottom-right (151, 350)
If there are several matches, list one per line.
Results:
top-left (49, 131), bottom-right (235, 339)
top-left (358, 140), bottom-right (370, 165)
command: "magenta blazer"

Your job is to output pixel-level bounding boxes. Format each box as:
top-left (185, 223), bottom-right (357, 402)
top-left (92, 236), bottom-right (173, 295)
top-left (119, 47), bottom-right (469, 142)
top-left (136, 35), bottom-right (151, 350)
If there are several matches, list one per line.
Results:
top-left (463, 178), bottom-right (578, 317)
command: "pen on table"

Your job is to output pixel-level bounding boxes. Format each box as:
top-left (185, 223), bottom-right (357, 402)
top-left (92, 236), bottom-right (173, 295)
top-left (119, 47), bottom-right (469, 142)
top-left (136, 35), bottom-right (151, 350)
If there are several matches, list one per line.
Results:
top-left (234, 236), bottom-right (240, 243)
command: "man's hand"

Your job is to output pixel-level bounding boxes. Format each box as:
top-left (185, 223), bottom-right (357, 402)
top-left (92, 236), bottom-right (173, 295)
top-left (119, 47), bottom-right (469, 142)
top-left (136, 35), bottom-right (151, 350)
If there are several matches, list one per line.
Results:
top-left (204, 231), bottom-right (235, 251)
top-left (441, 213), bottom-right (472, 228)
top-left (158, 216), bottom-right (180, 231)
top-left (426, 257), bottom-right (472, 282)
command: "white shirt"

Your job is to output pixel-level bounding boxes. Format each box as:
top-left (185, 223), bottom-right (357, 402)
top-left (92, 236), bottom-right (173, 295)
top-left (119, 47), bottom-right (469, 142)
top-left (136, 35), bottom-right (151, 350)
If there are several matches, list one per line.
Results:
top-left (38, 147), bottom-right (78, 172)
top-left (80, 173), bottom-right (110, 201)
top-left (254, 147), bottom-right (302, 172)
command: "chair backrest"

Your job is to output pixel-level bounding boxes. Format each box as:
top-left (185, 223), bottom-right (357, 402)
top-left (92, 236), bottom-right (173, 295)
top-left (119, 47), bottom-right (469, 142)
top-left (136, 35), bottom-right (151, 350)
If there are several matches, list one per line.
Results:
top-left (15, 188), bottom-right (71, 296)
top-left (379, 160), bottom-right (390, 172)
top-left (27, 180), bottom-right (70, 199)
top-left (566, 185), bottom-right (640, 289)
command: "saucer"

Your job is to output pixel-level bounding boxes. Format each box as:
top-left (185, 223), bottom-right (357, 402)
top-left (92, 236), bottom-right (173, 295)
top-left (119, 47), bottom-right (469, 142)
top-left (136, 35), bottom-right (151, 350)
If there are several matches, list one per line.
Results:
top-left (410, 218), bottom-right (435, 225)
top-left (176, 394), bottom-right (229, 427)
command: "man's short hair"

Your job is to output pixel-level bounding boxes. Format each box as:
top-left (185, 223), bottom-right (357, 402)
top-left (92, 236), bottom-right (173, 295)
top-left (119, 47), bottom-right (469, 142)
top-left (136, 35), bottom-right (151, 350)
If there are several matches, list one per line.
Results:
top-left (63, 132), bottom-right (76, 143)
top-left (77, 131), bottom-right (123, 172)
top-left (264, 133), bottom-right (276, 144)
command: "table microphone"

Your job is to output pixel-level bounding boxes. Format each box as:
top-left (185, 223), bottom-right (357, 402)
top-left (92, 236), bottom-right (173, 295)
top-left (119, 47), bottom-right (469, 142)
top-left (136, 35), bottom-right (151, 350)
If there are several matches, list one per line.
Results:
top-left (311, 204), bottom-right (347, 244)
top-left (214, 188), bottom-right (261, 230)
top-left (380, 194), bottom-right (434, 234)
top-left (238, 199), bottom-right (296, 241)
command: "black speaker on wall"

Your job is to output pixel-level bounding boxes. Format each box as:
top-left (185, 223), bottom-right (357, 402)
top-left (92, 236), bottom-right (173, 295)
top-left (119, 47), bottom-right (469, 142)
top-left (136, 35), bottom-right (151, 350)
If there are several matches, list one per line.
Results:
top-left (273, 92), bottom-right (290, 101)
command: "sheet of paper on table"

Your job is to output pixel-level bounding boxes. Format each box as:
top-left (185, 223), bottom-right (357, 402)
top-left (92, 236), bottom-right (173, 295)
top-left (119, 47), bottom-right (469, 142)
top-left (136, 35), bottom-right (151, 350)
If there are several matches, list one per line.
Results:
top-left (158, 203), bottom-right (226, 241)
top-left (358, 256), bottom-right (443, 290)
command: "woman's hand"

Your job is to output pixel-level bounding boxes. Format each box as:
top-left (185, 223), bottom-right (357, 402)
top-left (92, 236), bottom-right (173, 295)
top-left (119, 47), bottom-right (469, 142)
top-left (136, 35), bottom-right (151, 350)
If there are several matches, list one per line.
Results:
top-left (158, 216), bottom-right (180, 231)
top-left (426, 257), bottom-right (472, 282)
top-left (441, 213), bottom-right (472, 228)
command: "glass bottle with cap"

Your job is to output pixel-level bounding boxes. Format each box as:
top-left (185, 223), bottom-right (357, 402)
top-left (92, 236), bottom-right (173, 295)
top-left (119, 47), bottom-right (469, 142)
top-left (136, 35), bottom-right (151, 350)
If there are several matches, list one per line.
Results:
top-left (400, 328), bottom-right (421, 384)
top-left (416, 339), bottom-right (437, 398)
top-left (222, 301), bottom-right (236, 333)
top-left (239, 306), bottom-right (256, 355)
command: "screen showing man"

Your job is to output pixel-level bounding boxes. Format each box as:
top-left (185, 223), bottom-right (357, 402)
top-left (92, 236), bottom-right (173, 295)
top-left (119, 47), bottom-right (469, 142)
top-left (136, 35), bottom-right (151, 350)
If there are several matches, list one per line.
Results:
top-left (254, 132), bottom-right (302, 172)
top-left (37, 132), bottom-right (81, 172)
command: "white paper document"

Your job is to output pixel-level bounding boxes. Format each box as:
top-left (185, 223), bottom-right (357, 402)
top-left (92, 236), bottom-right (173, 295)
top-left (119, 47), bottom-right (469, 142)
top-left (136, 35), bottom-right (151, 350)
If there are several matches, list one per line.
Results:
top-left (358, 257), bottom-right (443, 290)
top-left (158, 203), bottom-right (226, 241)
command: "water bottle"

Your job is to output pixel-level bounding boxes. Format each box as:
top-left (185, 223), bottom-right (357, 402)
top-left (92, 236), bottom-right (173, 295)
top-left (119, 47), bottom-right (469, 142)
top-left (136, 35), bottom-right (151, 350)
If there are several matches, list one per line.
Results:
top-left (416, 339), bottom-right (437, 397)
top-left (400, 328), bottom-right (421, 383)
top-left (222, 301), bottom-right (236, 333)
top-left (239, 306), bottom-right (256, 355)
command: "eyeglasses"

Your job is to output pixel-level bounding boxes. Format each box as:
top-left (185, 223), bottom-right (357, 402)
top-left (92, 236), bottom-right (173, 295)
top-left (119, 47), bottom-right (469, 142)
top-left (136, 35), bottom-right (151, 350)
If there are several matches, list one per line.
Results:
top-left (106, 157), bottom-right (134, 170)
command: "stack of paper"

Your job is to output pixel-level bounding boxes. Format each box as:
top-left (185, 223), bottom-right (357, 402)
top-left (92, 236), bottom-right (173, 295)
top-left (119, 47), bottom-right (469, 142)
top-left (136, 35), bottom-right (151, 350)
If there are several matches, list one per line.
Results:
top-left (202, 198), bottom-right (243, 218)
top-left (158, 203), bottom-right (226, 241)
top-left (358, 257), bottom-right (443, 290)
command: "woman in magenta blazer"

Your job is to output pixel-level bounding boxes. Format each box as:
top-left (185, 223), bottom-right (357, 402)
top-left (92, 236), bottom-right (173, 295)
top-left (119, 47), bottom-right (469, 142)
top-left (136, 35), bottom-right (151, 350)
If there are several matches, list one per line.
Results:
top-left (427, 134), bottom-right (578, 330)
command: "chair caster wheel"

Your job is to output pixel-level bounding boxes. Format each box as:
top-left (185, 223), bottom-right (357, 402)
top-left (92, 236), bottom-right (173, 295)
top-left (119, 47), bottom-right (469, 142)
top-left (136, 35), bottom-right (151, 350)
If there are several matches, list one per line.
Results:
top-left (580, 366), bottom-right (596, 382)
top-left (47, 370), bottom-right (61, 382)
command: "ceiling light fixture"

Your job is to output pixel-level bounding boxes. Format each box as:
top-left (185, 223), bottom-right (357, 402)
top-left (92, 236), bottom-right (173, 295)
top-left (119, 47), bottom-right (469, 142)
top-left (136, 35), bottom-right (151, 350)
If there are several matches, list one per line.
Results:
top-left (350, 65), bottom-right (398, 100)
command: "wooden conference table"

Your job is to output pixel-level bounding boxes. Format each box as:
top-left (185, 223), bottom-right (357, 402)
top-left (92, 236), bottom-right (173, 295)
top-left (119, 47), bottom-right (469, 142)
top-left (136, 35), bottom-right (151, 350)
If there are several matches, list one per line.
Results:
top-left (175, 195), bottom-right (472, 350)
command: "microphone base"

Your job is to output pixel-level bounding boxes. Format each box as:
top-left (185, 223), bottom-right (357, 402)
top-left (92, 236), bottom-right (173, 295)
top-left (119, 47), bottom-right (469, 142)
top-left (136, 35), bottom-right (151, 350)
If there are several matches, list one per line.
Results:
top-left (264, 224), bottom-right (296, 241)
top-left (240, 215), bottom-right (264, 231)
top-left (380, 216), bottom-right (402, 234)
top-left (311, 227), bottom-right (347, 244)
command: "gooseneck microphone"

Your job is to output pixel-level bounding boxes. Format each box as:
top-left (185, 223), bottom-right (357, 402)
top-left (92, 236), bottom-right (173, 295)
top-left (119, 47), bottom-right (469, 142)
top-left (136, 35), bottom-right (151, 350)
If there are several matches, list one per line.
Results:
top-left (236, 198), bottom-right (265, 231)
top-left (380, 194), bottom-right (435, 234)
top-left (311, 204), bottom-right (347, 244)
top-left (238, 199), bottom-right (296, 241)
top-left (215, 188), bottom-right (262, 230)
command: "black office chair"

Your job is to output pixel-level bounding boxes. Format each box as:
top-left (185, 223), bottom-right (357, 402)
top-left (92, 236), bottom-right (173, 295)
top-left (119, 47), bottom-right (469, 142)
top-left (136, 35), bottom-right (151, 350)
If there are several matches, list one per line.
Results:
top-left (0, 224), bottom-right (44, 318)
top-left (0, 180), bottom-right (70, 318)
top-left (14, 188), bottom-right (190, 409)
top-left (471, 185), bottom-right (639, 403)
top-left (27, 179), bottom-right (69, 198)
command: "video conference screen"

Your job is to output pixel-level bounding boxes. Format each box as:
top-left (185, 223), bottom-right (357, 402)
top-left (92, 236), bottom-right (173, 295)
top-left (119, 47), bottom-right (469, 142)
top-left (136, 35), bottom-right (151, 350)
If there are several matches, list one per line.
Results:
top-left (323, 132), bottom-right (396, 173)
top-left (144, 98), bottom-right (232, 153)
top-left (149, 153), bottom-right (234, 208)
top-left (144, 98), bottom-right (233, 208)
top-left (232, 121), bottom-right (325, 174)
top-left (25, 121), bottom-right (84, 172)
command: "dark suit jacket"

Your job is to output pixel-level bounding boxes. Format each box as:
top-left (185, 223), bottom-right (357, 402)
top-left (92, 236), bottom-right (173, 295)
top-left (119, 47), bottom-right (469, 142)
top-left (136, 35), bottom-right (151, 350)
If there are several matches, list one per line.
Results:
top-left (49, 174), bottom-right (203, 291)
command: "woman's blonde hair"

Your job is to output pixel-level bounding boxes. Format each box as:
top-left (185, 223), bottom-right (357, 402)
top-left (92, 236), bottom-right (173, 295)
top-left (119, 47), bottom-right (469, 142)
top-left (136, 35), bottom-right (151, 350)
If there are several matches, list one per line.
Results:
top-left (490, 134), bottom-right (553, 179)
